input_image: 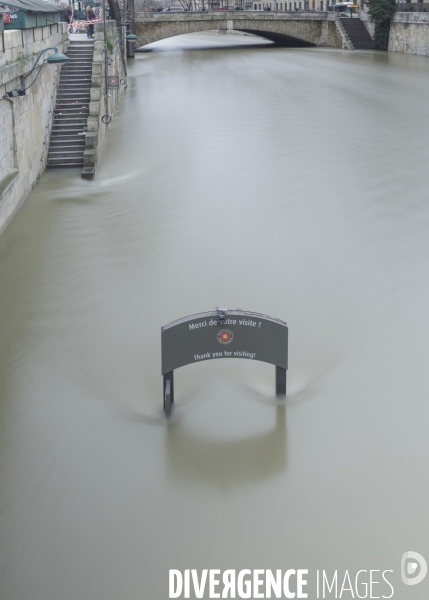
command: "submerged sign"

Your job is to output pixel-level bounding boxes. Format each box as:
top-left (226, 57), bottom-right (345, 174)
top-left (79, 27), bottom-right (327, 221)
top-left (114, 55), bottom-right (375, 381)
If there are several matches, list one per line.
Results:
top-left (161, 308), bottom-right (288, 417)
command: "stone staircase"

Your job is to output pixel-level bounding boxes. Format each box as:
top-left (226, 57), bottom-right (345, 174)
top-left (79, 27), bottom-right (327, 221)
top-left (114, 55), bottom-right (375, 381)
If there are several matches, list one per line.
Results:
top-left (47, 39), bottom-right (94, 169)
top-left (339, 18), bottom-right (375, 50)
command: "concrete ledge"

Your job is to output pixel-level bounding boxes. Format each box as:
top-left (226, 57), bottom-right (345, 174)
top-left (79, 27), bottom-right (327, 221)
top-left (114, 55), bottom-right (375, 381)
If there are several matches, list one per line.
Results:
top-left (89, 100), bottom-right (101, 115)
top-left (80, 20), bottom-right (125, 179)
top-left (137, 11), bottom-right (334, 22)
top-left (86, 115), bottom-right (100, 131)
top-left (81, 166), bottom-right (95, 180)
top-left (83, 149), bottom-right (97, 168)
top-left (392, 12), bottom-right (429, 23)
top-left (85, 131), bottom-right (98, 148)
top-left (0, 169), bottom-right (19, 199)
top-left (0, 169), bottom-right (20, 235)
top-left (92, 63), bottom-right (103, 75)
top-left (90, 88), bottom-right (101, 101)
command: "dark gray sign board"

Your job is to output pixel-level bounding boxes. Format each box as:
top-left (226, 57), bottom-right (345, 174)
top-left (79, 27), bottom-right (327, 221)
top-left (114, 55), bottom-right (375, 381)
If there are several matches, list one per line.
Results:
top-left (161, 309), bottom-right (288, 417)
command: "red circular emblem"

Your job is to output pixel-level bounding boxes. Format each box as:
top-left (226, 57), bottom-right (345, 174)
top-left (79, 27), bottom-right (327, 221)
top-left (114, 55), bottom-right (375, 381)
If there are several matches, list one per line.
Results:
top-left (217, 329), bottom-right (233, 344)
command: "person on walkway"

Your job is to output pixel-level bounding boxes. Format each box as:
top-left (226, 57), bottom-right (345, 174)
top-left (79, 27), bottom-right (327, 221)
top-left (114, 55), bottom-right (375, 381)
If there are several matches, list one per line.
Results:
top-left (86, 5), bottom-right (96, 38)
top-left (59, 3), bottom-right (68, 22)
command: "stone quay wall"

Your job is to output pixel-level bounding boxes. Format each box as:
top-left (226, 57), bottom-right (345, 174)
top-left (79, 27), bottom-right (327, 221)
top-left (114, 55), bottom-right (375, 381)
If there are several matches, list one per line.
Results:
top-left (83, 21), bottom-right (127, 179)
top-left (389, 12), bottom-right (429, 56)
top-left (0, 24), bottom-right (68, 234)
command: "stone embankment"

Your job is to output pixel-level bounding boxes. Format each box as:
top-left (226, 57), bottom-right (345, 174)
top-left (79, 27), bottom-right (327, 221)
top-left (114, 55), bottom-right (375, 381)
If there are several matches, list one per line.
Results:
top-left (0, 24), bottom-right (67, 234)
top-left (82, 21), bottom-right (126, 179)
top-left (0, 20), bottom-right (127, 233)
top-left (389, 12), bottom-right (429, 56)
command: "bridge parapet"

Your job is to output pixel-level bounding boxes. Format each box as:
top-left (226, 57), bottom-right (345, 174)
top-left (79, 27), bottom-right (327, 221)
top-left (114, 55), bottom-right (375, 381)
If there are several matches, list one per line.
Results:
top-left (136, 11), bottom-right (338, 22)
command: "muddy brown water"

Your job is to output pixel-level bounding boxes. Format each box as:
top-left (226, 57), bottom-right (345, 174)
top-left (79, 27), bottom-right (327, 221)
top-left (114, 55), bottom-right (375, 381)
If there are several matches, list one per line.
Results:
top-left (1, 32), bottom-right (429, 600)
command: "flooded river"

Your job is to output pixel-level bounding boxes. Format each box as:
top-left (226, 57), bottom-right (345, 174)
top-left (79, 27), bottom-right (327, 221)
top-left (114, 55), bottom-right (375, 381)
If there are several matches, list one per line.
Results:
top-left (1, 32), bottom-right (429, 600)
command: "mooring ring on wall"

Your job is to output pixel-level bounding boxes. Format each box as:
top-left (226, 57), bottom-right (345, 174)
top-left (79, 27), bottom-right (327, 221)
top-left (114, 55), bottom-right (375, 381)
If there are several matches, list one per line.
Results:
top-left (120, 78), bottom-right (126, 85)
top-left (102, 114), bottom-right (112, 124)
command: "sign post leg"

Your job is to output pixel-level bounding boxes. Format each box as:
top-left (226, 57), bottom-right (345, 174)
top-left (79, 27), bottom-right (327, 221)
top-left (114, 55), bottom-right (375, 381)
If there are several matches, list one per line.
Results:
top-left (275, 366), bottom-right (287, 397)
top-left (163, 370), bottom-right (174, 416)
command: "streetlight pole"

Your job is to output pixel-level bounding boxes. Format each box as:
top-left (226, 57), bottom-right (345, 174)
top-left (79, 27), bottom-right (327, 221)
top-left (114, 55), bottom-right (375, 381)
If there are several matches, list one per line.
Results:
top-left (103, 0), bottom-right (109, 120)
top-left (4, 47), bottom-right (68, 98)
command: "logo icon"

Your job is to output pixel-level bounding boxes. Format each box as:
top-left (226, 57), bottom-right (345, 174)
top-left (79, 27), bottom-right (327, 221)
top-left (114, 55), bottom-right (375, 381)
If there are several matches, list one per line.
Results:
top-left (108, 76), bottom-right (119, 89)
top-left (217, 329), bottom-right (233, 344)
top-left (401, 552), bottom-right (427, 586)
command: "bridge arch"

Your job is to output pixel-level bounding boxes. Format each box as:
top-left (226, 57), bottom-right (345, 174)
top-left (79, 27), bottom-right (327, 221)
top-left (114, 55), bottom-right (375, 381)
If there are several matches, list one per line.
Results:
top-left (134, 13), bottom-right (342, 50)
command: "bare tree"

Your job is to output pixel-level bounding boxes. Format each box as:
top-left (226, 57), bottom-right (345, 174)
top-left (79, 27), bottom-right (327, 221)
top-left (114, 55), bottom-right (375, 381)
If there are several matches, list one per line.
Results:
top-left (180, 0), bottom-right (194, 10)
top-left (127, 0), bottom-right (135, 57)
top-left (106, 0), bottom-right (122, 22)
top-left (105, 0), bottom-right (128, 72)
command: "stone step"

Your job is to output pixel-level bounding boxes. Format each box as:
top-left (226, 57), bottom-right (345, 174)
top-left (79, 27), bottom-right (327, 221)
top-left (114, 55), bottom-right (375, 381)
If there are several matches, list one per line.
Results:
top-left (60, 70), bottom-right (93, 75)
top-left (57, 88), bottom-right (91, 93)
top-left (50, 135), bottom-right (87, 142)
top-left (61, 69), bottom-right (93, 73)
top-left (53, 111), bottom-right (88, 117)
top-left (57, 93), bottom-right (90, 98)
top-left (50, 139), bottom-right (86, 147)
top-left (62, 62), bottom-right (93, 67)
top-left (49, 149), bottom-right (85, 157)
top-left (59, 79), bottom-right (92, 84)
top-left (339, 18), bottom-right (374, 49)
top-left (56, 100), bottom-right (90, 105)
top-left (62, 61), bottom-right (93, 66)
top-left (48, 37), bottom-right (94, 172)
top-left (56, 99), bottom-right (90, 104)
top-left (53, 119), bottom-right (88, 126)
top-left (51, 126), bottom-right (87, 133)
top-left (58, 87), bottom-right (91, 92)
top-left (51, 131), bottom-right (87, 138)
top-left (47, 161), bottom-right (84, 168)
top-left (54, 115), bottom-right (88, 121)
top-left (55, 101), bottom-right (90, 105)
top-left (58, 83), bottom-right (91, 94)
top-left (54, 107), bottom-right (89, 113)
top-left (47, 164), bottom-right (84, 169)
top-left (55, 100), bottom-right (89, 113)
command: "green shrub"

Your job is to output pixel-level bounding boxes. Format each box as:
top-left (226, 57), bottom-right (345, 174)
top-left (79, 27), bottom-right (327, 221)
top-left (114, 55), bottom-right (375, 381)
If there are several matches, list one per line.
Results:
top-left (364, 0), bottom-right (397, 50)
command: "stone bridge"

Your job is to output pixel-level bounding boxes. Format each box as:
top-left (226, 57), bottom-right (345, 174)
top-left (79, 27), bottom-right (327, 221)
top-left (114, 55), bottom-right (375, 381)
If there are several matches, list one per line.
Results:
top-left (135, 11), bottom-right (345, 49)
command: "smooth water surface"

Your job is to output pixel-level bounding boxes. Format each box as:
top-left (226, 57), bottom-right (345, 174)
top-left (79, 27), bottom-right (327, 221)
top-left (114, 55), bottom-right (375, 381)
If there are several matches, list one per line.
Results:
top-left (1, 32), bottom-right (429, 599)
